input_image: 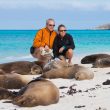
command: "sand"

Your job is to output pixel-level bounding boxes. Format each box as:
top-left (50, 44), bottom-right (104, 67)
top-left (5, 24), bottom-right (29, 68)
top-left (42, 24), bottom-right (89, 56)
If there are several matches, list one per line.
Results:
top-left (0, 56), bottom-right (110, 110)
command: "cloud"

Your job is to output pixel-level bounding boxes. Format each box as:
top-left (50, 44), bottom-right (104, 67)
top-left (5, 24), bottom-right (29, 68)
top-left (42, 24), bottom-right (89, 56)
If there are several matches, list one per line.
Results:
top-left (0, 0), bottom-right (110, 11)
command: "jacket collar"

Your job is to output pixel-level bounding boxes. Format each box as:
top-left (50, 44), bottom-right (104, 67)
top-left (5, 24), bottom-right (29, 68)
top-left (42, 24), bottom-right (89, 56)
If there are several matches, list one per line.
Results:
top-left (45, 27), bottom-right (54, 33)
top-left (58, 33), bottom-right (67, 39)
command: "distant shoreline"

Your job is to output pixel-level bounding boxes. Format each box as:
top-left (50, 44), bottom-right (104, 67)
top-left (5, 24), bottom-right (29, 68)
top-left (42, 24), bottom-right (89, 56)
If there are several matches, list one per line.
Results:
top-left (0, 29), bottom-right (110, 31)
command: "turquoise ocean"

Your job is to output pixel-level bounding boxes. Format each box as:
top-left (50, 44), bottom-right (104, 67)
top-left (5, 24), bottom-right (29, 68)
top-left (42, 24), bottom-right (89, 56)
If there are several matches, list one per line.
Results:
top-left (0, 30), bottom-right (110, 63)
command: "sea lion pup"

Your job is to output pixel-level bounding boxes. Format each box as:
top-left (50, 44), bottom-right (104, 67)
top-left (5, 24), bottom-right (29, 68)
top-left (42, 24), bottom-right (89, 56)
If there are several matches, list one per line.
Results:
top-left (92, 57), bottom-right (110, 68)
top-left (41, 64), bottom-right (94, 80)
top-left (0, 61), bottom-right (42, 75)
top-left (0, 73), bottom-right (33, 89)
top-left (81, 54), bottom-right (110, 64)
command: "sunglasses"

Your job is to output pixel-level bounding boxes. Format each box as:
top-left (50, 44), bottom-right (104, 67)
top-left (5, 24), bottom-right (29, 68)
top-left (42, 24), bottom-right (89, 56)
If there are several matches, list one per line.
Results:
top-left (59, 30), bottom-right (67, 32)
top-left (48, 24), bottom-right (55, 27)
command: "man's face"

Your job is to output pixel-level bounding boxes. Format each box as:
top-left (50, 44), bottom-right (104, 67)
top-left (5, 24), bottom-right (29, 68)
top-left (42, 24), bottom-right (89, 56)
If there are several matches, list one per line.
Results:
top-left (58, 27), bottom-right (66, 37)
top-left (46, 20), bottom-right (55, 32)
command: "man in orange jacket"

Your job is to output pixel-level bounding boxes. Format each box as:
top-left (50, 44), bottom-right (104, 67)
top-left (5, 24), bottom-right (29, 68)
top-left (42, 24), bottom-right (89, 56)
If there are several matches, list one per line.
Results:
top-left (31, 18), bottom-right (57, 61)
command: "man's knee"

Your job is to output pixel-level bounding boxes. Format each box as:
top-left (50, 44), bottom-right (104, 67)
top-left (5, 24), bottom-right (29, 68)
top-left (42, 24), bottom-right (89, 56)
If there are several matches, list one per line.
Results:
top-left (32, 48), bottom-right (41, 58)
top-left (67, 49), bottom-right (73, 54)
top-left (66, 49), bottom-right (73, 58)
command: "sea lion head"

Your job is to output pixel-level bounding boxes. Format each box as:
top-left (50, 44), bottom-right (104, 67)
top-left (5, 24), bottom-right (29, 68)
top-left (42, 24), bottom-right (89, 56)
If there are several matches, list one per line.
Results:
top-left (81, 56), bottom-right (95, 64)
top-left (75, 72), bottom-right (87, 80)
top-left (75, 71), bottom-right (94, 80)
top-left (31, 65), bottom-right (43, 75)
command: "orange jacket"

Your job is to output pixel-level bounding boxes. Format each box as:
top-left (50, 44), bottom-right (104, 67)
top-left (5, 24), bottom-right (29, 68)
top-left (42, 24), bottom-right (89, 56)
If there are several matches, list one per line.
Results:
top-left (33, 28), bottom-right (57, 49)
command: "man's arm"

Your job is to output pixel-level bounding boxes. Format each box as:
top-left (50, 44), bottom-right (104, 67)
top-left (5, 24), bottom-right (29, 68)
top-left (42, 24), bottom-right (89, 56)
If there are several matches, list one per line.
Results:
top-left (33, 30), bottom-right (45, 48)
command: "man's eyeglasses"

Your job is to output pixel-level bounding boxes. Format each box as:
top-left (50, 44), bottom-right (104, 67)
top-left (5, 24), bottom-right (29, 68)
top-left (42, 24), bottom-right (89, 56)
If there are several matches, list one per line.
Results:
top-left (59, 30), bottom-right (67, 32)
top-left (48, 24), bottom-right (55, 27)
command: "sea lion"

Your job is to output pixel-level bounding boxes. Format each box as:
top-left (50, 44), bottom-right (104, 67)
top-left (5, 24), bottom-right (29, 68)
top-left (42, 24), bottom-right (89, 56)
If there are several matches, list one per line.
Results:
top-left (0, 73), bottom-right (34, 89)
top-left (41, 64), bottom-right (94, 80)
top-left (0, 61), bottom-right (42, 75)
top-left (0, 79), bottom-right (59, 107)
top-left (0, 69), bottom-right (5, 75)
top-left (81, 54), bottom-right (110, 64)
top-left (92, 57), bottom-right (110, 68)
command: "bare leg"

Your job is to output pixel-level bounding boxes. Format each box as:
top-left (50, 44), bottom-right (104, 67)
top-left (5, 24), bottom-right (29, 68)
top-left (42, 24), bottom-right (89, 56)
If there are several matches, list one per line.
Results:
top-left (32, 48), bottom-right (52, 62)
top-left (65, 49), bottom-right (73, 64)
top-left (32, 48), bottom-right (41, 59)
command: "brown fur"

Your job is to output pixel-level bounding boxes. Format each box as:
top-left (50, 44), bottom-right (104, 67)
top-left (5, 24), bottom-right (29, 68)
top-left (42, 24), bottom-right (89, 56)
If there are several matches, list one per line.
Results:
top-left (0, 69), bottom-right (5, 75)
top-left (33, 60), bottom-right (46, 69)
top-left (0, 79), bottom-right (59, 107)
top-left (13, 79), bottom-right (59, 107)
top-left (93, 57), bottom-right (110, 68)
top-left (0, 87), bottom-right (16, 100)
top-left (0, 73), bottom-right (33, 89)
top-left (81, 54), bottom-right (110, 64)
top-left (31, 65), bottom-right (42, 75)
top-left (42, 66), bottom-right (75, 79)
top-left (74, 65), bottom-right (94, 80)
top-left (0, 61), bottom-right (42, 75)
top-left (42, 64), bottom-right (94, 80)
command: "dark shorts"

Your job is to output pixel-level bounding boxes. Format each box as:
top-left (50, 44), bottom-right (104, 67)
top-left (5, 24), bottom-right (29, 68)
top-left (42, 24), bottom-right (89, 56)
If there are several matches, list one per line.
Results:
top-left (30, 46), bottom-right (35, 54)
top-left (58, 49), bottom-right (68, 57)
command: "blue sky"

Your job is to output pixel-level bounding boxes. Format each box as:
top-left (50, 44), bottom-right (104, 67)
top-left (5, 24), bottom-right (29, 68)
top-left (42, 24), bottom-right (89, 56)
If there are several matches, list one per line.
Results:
top-left (0, 0), bottom-right (110, 29)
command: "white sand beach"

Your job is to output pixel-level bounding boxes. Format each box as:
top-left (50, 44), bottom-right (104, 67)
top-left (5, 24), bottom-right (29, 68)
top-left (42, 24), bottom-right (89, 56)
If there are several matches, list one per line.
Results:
top-left (0, 56), bottom-right (110, 110)
top-left (0, 0), bottom-right (110, 109)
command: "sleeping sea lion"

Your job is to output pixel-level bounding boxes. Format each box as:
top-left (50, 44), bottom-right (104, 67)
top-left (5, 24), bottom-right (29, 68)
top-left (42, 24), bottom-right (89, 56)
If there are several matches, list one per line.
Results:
top-left (0, 78), bottom-right (59, 107)
top-left (41, 64), bottom-right (94, 80)
top-left (0, 61), bottom-right (42, 75)
top-left (81, 54), bottom-right (110, 64)
top-left (0, 73), bottom-right (34, 89)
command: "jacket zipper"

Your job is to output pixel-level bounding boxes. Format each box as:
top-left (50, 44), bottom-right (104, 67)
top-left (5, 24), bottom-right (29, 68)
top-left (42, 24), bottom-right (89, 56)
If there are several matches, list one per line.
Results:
top-left (49, 32), bottom-right (52, 48)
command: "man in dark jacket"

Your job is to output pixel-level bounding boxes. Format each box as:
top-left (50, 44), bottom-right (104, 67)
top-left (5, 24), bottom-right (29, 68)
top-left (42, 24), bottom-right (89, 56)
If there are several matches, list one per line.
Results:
top-left (53, 24), bottom-right (75, 64)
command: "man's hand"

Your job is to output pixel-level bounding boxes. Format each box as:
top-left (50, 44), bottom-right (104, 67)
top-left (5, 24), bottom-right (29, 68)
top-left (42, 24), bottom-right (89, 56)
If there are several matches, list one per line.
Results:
top-left (39, 47), bottom-right (44, 51)
top-left (59, 47), bottom-right (65, 53)
top-left (45, 45), bottom-right (50, 52)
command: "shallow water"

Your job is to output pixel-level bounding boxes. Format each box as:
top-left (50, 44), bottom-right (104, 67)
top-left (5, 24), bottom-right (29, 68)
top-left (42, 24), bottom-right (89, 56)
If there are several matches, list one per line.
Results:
top-left (0, 30), bottom-right (110, 63)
